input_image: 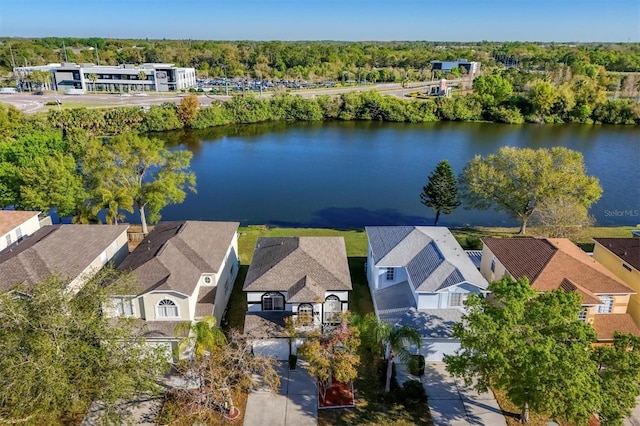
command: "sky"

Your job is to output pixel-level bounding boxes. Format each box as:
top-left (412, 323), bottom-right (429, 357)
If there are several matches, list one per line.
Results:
top-left (0, 0), bottom-right (639, 42)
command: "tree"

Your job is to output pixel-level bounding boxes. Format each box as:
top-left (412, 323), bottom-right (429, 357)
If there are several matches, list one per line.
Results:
top-left (88, 73), bottom-right (98, 92)
top-left (137, 70), bottom-right (147, 91)
top-left (170, 330), bottom-right (280, 422)
top-left (530, 195), bottom-right (595, 239)
top-left (460, 146), bottom-right (602, 234)
top-left (528, 80), bottom-right (558, 120)
top-left (297, 313), bottom-right (361, 400)
top-left (445, 277), bottom-right (602, 424)
top-left (177, 93), bottom-right (200, 126)
top-left (0, 271), bottom-right (169, 425)
top-left (82, 133), bottom-right (196, 234)
top-left (19, 152), bottom-right (86, 219)
top-left (472, 74), bottom-right (513, 107)
top-left (356, 313), bottom-right (421, 393)
top-left (420, 159), bottom-right (461, 226)
top-left (594, 334), bottom-right (640, 425)
top-left (175, 315), bottom-right (226, 361)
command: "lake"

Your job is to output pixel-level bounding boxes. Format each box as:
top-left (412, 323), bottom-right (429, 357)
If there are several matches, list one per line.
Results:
top-left (150, 121), bottom-right (640, 229)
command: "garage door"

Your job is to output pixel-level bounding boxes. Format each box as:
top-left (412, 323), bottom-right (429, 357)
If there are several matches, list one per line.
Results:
top-left (421, 339), bottom-right (460, 362)
top-left (252, 339), bottom-right (290, 360)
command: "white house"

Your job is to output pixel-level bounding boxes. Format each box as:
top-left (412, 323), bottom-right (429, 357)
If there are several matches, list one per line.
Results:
top-left (242, 237), bottom-right (352, 360)
top-left (0, 210), bottom-right (42, 252)
top-left (112, 221), bottom-right (239, 357)
top-left (366, 226), bottom-right (489, 361)
top-left (0, 224), bottom-right (129, 294)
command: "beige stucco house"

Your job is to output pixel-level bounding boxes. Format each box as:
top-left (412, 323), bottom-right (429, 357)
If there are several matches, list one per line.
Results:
top-left (242, 237), bottom-right (352, 360)
top-left (593, 237), bottom-right (640, 328)
top-left (0, 210), bottom-right (42, 252)
top-left (481, 237), bottom-right (640, 343)
top-left (113, 221), bottom-right (239, 356)
top-left (0, 224), bottom-right (129, 294)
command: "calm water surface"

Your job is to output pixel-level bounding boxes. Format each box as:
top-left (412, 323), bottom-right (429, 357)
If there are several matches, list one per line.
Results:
top-left (151, 121), bottom-right (640, 228)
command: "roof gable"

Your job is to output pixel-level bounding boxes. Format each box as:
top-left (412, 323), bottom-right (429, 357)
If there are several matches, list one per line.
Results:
top-left (367, 226), bottom-right (488, 292)
top-left (0, 210), bottom-right (40, 236)
top-left (482, 237), bottom-right (556, 282)
top-left (243, 237), bottom-right (352, 294)
top-left (118, 221), bottom-right (239, 296)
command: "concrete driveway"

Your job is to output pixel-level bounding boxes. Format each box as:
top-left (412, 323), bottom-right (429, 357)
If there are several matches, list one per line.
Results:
top-left (244, 362), bottom-right (317, 426)
top-left (625, 397), bottom-right (640, 426)
top-left (396, 361), bottom-right (507, 426)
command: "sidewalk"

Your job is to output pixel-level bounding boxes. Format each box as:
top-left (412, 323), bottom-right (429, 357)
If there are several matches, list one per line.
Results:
top-left (244, 361), bottom-right (317, 426)
top-left (395, 361), bottom-right (507, 426)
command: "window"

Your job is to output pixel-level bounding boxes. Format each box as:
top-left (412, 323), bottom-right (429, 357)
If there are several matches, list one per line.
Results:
top-left (578, 308), bottom-right (588, 321)
top-left (324, 295), bottom-right (342, 324)
top-left (262, 292), bottom-right (284, 311)
top-left (449, 293), bottom-right (468, 307)
top-left (298, 304), bottom-right (314, 326)
top-left (110, 240), bottom-right (118, 254)
top-left (16, 227), bottom-right (22, 241)
top-left (623, 263), bottom-right (632, 272)
top-left (204, 276), bottom-right (212, 284)
top-left (597, 296), bottom-right (614, 314)
top-left (100, 251), bottom-right (108, 264)
top-left (114, 297), bottom-right (134, 316)
top-left (225, 276), bottom-right (232, 294)
top-left (491, 257), bottom-right (496, 273)
top-left (386, 267), bottom-right (395, 281)
top-left (157, 299), bottom-right (178, 317)
top-left (5, 234), bottom-right (11, 246)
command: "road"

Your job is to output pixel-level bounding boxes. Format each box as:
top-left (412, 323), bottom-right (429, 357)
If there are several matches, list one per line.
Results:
top-left (0, 79), bottom-right (470, 114)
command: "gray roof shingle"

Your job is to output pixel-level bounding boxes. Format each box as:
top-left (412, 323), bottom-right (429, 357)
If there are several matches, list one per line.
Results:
top-left (366, 226), bottom-right (488, 293)
top-left (118, 221), bottom-right (239, 296)
top-left (0, 224), bottom-right (128, 292)
top-left (243, 237), bottom-right (352, 293)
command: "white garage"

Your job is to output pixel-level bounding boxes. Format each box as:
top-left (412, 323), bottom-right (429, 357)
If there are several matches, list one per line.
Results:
top-left (420, 338), bottom-right (461, 362)
top-left (251, 339), bottom-right (290, 360)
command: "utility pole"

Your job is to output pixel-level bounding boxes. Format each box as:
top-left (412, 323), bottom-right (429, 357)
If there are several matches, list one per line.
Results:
top-left (9, 45), bottom-right (16, 68)
top-left (95, 45), bottom-right (100, 65)
top-left (62, 41), bottom-right (69, 62)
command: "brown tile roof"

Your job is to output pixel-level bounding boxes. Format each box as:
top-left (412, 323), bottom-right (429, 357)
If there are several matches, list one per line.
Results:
top-left (243, 237), bottom-right (352, 295)
top-left (0, 224), bottom-right (129, 292)
top-left (0, 210), bottom-right (40, 236)
top-left (117, 221), bottom-right (238, 296)
top-left (559, 278), bottom-right (601, 305)
top-left (482, 238), bottom-right (556, 282)
top-left (592, 314), bottom-right (640, 341)
top-left (483, 237), bottom-right (634, 297)
top-left (594, 238), bottom-right (640, 272)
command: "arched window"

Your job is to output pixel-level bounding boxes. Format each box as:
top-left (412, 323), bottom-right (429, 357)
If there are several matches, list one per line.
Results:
top-left (157, 299), bottom-right (178, 318)
top-left (323, 295), bottom-right (342, 324)
top-left (262, 292), bottom-right (285, 311)
top-left (297, 303), bottom-right (314, 326)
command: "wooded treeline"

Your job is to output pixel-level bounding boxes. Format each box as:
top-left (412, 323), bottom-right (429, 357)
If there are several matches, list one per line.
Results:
top-left (2, 38), bottom-right (639, 79)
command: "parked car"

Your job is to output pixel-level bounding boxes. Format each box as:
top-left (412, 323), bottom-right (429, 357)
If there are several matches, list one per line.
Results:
top-left (34, 91), bottom-right (44, 95)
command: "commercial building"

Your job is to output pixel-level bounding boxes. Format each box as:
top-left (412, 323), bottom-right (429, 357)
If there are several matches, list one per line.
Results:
top-left (51, 62), bottom-right (196, 93)
top-left (430, 59), bottom-right (481, 76)
top-left (14, 62), bottom-right (196, 93)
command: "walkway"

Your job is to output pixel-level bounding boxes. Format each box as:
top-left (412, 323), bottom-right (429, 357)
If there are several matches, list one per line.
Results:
top-left (244, 362), bottom-right (317, 426)
top-left (395, 361), bottom-right (507, 426)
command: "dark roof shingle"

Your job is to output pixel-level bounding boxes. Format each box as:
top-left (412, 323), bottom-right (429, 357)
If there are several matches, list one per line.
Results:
top-left (594, 238), bottom-right (640, 272)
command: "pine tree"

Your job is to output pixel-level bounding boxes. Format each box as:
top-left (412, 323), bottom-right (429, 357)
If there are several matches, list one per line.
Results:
top-left (420, 159), bottom-right (461, 226)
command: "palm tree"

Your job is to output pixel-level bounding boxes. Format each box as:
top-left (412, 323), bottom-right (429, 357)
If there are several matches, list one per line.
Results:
top-left (357, 313), bottom-right (421, 392)
top-left (88, 73), bottom-right (97, 92)
top-left (98, 187), bottom-right (133, 225)
top-left (174, 315), bottom-right (226, 361)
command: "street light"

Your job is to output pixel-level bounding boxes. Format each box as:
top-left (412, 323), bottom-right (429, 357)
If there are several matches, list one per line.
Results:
top-left (216, 63), bottom-right (229, 96)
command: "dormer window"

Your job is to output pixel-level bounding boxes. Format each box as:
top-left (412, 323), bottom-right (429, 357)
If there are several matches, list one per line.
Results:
top-left (597, 296), bottom-right (614, 314)
top-left (157, 299), bottom-right (179, 318)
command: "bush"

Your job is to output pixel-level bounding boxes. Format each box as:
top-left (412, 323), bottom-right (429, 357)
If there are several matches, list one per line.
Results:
top-left (408, 354), bottom-right (425, 376)
top-left (399, 380), bottom-right (428, 405)
top-left (465, 236), bottom-right (483, 250)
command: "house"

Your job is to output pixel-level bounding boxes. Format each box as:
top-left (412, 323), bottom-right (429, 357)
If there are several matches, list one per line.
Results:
top-left (112, 221), bottom-right (239, 356)
top-left (592, 237), bottom-right (640, 327)
top-left (242, 237), bottom-right (352, 360)
top-left (481, 237), bottom-right (640, 343)
top-left (431, 59), bottom-right (481, 76)
top-left (0, 210), bottom-right (42, 252)
top-left (0, 224), bottom-right (129, 294)
top-left (365, 226), bottom-right (489, 361)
